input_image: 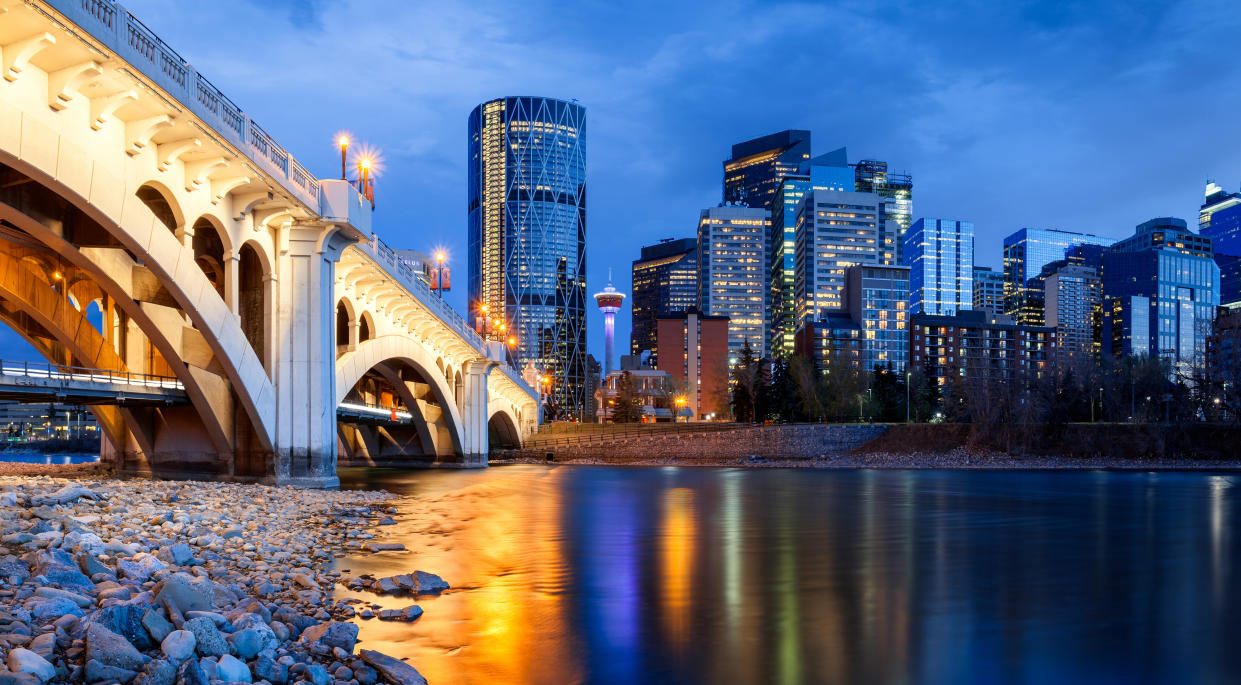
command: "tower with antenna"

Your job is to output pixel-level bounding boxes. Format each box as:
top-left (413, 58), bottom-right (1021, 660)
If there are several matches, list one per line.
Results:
top-left (594, 270), bottom-right (626, 376)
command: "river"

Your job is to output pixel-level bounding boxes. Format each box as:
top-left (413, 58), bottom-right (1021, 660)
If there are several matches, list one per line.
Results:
top-left (334, 465), bottom-right (1241, 684)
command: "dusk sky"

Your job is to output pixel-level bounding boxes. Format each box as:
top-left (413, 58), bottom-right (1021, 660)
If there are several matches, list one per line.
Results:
top-left (3, 0), bottom-right (1239, 363)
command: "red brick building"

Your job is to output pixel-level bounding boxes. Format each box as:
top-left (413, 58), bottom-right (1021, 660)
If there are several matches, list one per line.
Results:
top-left (656, 309), bottom-right (730, 420)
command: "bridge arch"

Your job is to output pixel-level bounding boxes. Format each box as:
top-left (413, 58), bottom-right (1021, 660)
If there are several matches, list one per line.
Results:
top-left (336, 335), bottom-right (466, 459)
top-left (488, 409), bottom-right (521, 450)
top-left (236, 241), bottom-right (271, 375)
top-left (191, 215), bottom-right (230, 300)
top-left (134, 182), bottom-right (184, 240)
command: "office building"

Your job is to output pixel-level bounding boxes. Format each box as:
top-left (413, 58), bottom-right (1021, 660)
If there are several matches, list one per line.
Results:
top-left (722, 130), bottom-right (811, 210)
top-left (1217, 254), bottom-right (1241, 307)
top-left (973, 266), bottom-right (1005, 318)
top-left (1002, 227), bottom-right (1115, 318)
top-left (1201, 181), bottom-right (1241, 232)
top-left (768, 174), bottom-right (811, 358)
top-left (630, 238), bottom-right (697, 358)
top-left (467, 96), bottom-right (588, 417)
top-left (1200, 182), bottom-right (1241, 307)
top-left (656, 309), bottom-right (730, 421)
top-left (1208, 305), bottom-right (1241, 389)
top-left (910, 310), bottom-right (1053, 390)
top-left (854, 159), bottom-right (913, 265)
top-left (1101, 217), bottom-right (1220, 373)
top-left (698, 205), bottom-right (770, 360)
top-left (905, 218), bottom-right (974, 315)
top-left (795, 265), bottom-right (909, 373)
top-left (793, 160), bottom-right (886, 324)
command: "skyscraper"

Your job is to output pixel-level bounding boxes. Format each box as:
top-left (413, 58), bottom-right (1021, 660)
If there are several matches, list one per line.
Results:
top-left (905, 218), bottom-right (974, 315)
top-left (630, 238), bottom-right (697, 358)
top-left (792, 159), bottom-right (886, 325)
top-left (1200, 181), bottom-right (1241, 307)
top-left (972, 266), bottom-right (1005, 318)
top-left (1002, 227), bottom-right (1115, 319)
top-left (722, 130), bottom-right (811, 209)
top-left (1102, 217), bottom-right (1220, 373)
top-left (768, 173), bottom-right (810, 358)
top-left (795, 265), bottom-right (910, 373)
top-left (698, 205), bottom-right (770, 361)
top-left (854, 159), bottom-right (913, 265)
top-left (1201, 181), bottom-right (1241, 231)
top-left (1042, 261), bottom-right (1102, 365)
top-left (468, 96), bottom-right (588, 417)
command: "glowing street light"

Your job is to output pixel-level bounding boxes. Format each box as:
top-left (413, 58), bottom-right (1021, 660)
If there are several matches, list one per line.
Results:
top-left (337, 135), bottom-right (349, 179)
top-left (434, 251), bottom-right (446, 299)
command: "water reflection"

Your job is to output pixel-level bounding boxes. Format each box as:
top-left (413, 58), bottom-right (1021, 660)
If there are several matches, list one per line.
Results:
top-left (0, 452), bottom-right (97, 464)
top-left (338, 466), bottom-right (1241, 684)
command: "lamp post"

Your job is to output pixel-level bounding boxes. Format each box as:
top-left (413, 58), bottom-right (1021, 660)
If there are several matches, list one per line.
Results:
top-left (434, 251), bottom-right (445, 299)
top-left (675, 395), bottom-right (687, 423)
top-left (338, 136), bottom-right (349, 180)
top-left (906, 371), bottom-right (911, 424)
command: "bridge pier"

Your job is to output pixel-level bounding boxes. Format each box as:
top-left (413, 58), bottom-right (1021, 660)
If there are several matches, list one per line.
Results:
top-left (461, 360), bottom-right (495, 467)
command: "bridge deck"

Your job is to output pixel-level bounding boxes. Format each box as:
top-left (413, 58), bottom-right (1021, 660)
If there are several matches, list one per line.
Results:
top-left (0, 361), bottom-right (187, 405)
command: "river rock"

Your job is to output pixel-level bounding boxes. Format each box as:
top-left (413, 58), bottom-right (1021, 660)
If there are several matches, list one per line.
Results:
top-left (358, 650), bottom-right (427, 685)
top-left (174, 658), bottom-right (208, 685)
top-left (29, 484), bottom-right (101, 506)
top-left (253, 656), bottom-right (287, 684)
top-left (214, 654), bottom-right (251, 683)
top-left (183, 617), bottom-right (227, 657)
top-left (33, 585), bottom-right (91, 608)
top-left (24, 594), bottom-right (84, 620)
top-left (97, 603), bottom-right (157, 649)
top-left (142, 608), bottom-right (175, 643)
top-left (154, 574), bottom-right (214, 615)
top-left (362, 542), bottom-right (405, 552)
top-left (6, 648), bottom-right (55, 682)
top-left (299, 621), bottom-right (357, 654)
top-left (160, 630), bottom-right (195, 662)
top-left (414, 570), bottom-right (449, 594)
top-left (61, 530), bottom-right (105, 555)
top-left (155, 543), bottom-right (194, 567)
top-left (86, 622), bottom-right (148, 672)
top-left (133, 659), bottom-right (177, 685)
top-left (0, 556), bottom-right (30, 583)
top-left (378, 606), bottom-right (423, 622)
top-left (31, 548), bottom-right (93, 590)
top-left (27, 633), bottom-right (54, 660)
top-left (77, 553), bottom-right (112, 578)
top-left (84, 659), bottom-right (138, 684)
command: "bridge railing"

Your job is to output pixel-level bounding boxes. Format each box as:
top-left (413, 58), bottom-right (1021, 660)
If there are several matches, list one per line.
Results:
top-left (0, 359), bottom-right (184, 391)
top-left (358, 236), bottom-right (536, 399)
top-left (48, 0), bottom-right (321, 209)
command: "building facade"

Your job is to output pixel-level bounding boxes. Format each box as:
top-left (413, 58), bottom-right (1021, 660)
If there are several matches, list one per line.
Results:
top-left (854, 159), bottom-right (913, 265)
top-left (910, 310), bottom-right (1053, 390)
top-left (793, 181), bottom-right (886, 324)
top-left (594, 369), bottom-right (674, 423)
top-left (1200, 182), bottom-right (1241, 307)
top-left (1042, 261), bottom-right (1102, 366)
top-left (1208, 305), bottom-right (1241, 390)
top-left (698, 205), bottom-right (770, 360)
top-left (630, 238), bottom-right (697, 358)
top-left (905, 218), bottom-right (974, 315)
top-left (1101, 217), bottom-right (1220, 373)
top-left (656, 310), bottom-right (730, 421)
top-left (972, 266), bottom-right (1005, 319)
top-left (722, 130), bottom-right (811, 210)
top-left (1002, 227), bottom-right (1115, 319)
top-left (467, 96), bottom-right (588, 417)
top-left (795, 265), bottom-right (909, 373)
top-left (768, 174), bottom-right (811, 358)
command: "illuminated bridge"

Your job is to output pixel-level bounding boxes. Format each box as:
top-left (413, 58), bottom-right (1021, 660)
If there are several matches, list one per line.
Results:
top-left (0, 0), bottom-right (539, 486)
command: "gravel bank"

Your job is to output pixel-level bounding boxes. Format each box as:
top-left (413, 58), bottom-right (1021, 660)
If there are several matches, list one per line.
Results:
top-left (494, 446), bottom-right (1241, 470)
top-left (0, 475), bottom-right (441, 684)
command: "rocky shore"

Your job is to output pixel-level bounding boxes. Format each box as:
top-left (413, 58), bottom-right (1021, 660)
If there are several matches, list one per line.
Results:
top-left (0, 475), bottom-right (441, 685)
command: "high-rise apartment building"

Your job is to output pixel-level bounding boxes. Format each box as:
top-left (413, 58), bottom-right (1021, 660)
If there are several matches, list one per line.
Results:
top-left (467, 96), bottom-right (588, 416)
top-left (1101, 217), bottom-right (1220, 373)
top-left (722, 130), bottom-right (811, 210)
top-left (1042, 261), bottom-right (1102, 365)
top-left (792, 161), bottom-right (885, 324)
top-left (854, 159), bottom-right (913, 265)
top-left (972, 266), bottom-right (1005, 318)
top-left (657, 309), bottom-right (730, 420)
top-left (630, 238), bottom-right (698, 358)
top-left (698, 205), bottom-right (770, 361)
top-left (1003, 227), bottom-right (1115, 322)
top-left (910, 311), bottom-right (1053, 390)
top-left (905, 218), bottom-right (974, 315)
top-left (794, 265), bottom-right (909, 373)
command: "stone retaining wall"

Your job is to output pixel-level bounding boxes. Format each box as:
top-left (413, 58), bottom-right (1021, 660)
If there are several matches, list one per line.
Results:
top-left (498, 424), bottom-right (890, 463)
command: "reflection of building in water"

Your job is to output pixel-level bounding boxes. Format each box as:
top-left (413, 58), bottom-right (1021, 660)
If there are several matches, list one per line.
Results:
top-left (660, 487), bottom-right (697, 654)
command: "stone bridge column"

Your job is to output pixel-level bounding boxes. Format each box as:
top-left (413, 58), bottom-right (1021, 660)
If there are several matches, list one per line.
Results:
top-left (272, 225), bottom-right (355, 487)
top-left (462, 360), bottom-right (497, 467)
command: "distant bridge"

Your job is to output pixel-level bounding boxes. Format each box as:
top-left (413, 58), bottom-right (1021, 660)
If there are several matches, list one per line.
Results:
top-left (0, 0), bottom-right (539, 486)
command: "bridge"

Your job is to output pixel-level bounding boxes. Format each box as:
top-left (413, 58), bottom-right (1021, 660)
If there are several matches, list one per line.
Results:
top-left (0, 0), bottom-right (540, 486)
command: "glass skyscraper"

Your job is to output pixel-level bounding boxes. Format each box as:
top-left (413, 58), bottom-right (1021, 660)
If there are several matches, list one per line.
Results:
top-left (722, 130), bottom-right (811, 210)
top-left (905, 218), bottom-right (974, 315)
top-left (854, 159), bottom-right (913, 265)
top-left (698, 205), bottom-right (770, 361)
top-left (468, 96), bottom-right (587, 417)
top-left (1002, 227), bottom-right (1115, 320)
top-left (630, 238), bottom-right (698, 358)
top-left (1101, 217), bottom-right (1219, 374)
top-left (768, 174), bottom-right (810, 358)
top-left (1200, 181), bottom-right (1241, 306)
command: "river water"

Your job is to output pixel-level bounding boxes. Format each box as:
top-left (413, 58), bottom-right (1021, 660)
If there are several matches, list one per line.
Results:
top-left (336, 465), bottom-right (1240, 684)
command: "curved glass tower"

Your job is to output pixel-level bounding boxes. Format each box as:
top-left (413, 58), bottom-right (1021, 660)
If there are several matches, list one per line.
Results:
top-left (468, 97), bottom-right (587, 418)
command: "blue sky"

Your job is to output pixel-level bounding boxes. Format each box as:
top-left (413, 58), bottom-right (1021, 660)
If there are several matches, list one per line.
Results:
top-left (3, 0), bottom-right (1239, 364)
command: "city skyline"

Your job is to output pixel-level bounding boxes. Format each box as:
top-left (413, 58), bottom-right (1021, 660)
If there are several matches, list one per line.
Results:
top-left (0, 0), bottom-right (1235, 366)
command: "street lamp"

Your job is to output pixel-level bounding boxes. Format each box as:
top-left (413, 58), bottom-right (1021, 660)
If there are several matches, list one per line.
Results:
top-left (675, 395), bottom-right (687, 423)
top-left (337, 135), bottom-right (349, 180)
top-left (906, 371), bottom-right (911, 424)
top-left (434, 251), bottom-right (445, 299)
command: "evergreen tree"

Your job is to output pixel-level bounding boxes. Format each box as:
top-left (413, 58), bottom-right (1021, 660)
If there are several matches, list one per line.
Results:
top-left (612, 371), bottom-right (642, 423)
